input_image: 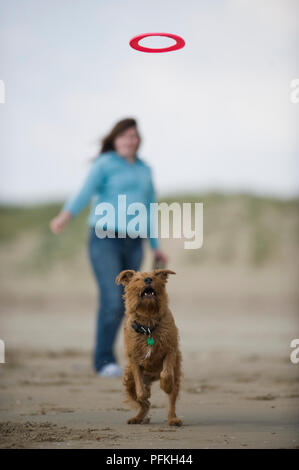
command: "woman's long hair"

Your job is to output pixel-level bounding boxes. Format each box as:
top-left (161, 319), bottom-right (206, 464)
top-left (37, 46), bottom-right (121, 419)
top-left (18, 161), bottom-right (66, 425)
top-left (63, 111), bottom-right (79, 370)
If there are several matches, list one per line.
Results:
top-left (97, 118), bottom-right (141, 156)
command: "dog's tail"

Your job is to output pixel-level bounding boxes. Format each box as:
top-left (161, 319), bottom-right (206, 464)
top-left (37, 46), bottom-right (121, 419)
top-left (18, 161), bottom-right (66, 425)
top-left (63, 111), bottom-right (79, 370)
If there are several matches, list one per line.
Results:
top-left (122, 364), bottom-right (139, 409)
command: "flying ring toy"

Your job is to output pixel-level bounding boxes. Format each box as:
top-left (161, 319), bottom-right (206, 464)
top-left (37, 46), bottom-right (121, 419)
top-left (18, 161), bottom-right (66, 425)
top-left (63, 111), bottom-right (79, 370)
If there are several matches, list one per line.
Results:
top-left (129, 32), bottom-right (185, 53)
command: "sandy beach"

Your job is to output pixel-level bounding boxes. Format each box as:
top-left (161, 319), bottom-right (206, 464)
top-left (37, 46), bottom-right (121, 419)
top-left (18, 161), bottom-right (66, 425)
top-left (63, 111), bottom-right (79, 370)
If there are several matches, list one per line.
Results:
top-left (1, 226), bottom-right (299, 448)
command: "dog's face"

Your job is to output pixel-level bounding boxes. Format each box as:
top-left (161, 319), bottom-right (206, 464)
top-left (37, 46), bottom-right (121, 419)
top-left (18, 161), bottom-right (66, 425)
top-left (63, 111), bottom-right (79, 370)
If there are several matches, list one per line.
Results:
top-left (115, 269), bottom-right (176, 317)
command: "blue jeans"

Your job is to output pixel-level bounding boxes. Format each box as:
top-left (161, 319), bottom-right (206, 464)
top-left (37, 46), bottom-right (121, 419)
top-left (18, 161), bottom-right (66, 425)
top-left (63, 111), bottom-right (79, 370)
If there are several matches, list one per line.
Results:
top-left (88, 228), bottom-right (144, 372)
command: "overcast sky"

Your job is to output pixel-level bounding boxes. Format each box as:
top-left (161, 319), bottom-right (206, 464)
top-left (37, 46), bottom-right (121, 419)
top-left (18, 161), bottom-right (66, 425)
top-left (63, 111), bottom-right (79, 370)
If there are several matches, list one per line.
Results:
top-left (0, 0), bottom-right (298, 204)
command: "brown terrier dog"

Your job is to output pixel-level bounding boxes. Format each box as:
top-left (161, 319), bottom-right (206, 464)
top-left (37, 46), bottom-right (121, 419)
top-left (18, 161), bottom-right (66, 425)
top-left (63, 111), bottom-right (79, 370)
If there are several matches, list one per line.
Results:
top-left (115, 268), bottom-right (183, 426)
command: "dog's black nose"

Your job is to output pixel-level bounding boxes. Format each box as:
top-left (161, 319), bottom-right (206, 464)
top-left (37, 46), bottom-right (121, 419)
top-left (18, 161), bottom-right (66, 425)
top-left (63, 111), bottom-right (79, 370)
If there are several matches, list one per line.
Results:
top-left (144, 277), bottom-right (152, 284)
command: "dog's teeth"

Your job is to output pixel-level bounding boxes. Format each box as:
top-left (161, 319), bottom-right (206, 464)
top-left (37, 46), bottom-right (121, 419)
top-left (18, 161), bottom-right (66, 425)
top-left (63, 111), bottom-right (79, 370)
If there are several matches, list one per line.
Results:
top-left (143, 289), bottom-right (155, 297)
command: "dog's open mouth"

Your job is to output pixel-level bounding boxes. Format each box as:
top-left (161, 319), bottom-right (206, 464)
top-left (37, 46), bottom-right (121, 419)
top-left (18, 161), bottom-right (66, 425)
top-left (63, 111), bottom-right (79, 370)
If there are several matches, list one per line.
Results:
top-left (141, 287), bottom-right (156, 298)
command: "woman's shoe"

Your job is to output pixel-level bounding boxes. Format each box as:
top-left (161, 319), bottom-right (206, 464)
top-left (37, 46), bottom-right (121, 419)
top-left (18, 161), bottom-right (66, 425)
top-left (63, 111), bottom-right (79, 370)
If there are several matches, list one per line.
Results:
top-left (98, 363), bottom-right (123, 377)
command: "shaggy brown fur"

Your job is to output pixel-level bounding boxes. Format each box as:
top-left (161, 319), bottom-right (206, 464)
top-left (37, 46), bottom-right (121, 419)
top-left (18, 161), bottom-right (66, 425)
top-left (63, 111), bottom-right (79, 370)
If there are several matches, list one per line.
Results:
top-left (115, 268), bottom-right (183, 426)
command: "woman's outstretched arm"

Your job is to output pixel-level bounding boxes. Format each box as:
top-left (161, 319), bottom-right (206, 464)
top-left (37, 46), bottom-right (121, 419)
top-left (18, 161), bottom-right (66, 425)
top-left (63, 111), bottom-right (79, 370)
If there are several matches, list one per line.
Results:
top-left (50, 157), bottom-right (107, 234)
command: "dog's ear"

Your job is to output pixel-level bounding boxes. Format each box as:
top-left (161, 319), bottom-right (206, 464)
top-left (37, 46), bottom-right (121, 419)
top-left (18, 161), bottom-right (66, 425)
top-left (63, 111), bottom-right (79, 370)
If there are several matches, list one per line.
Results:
top-left (115, 269), bottom-right (136, 286)
top-left (153, 269), bottom-right (176, 281)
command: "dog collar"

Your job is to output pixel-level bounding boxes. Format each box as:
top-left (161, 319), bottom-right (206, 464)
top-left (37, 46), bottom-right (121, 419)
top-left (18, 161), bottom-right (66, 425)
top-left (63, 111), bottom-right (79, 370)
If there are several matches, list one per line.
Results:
top-left (131, 320), bottom-right (157, 336)
top-left (131, 320), bottom-right (157, 345)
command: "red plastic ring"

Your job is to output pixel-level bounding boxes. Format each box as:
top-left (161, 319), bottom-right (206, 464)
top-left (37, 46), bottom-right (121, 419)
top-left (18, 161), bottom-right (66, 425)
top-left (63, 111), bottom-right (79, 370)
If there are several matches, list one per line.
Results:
top-left (129, 32), bottom-right (185, 53)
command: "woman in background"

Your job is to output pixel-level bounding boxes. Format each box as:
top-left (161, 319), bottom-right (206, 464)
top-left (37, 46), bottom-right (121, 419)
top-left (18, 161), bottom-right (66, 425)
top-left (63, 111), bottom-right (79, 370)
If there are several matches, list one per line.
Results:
top-left (50, 118), bottom-right (167, 376)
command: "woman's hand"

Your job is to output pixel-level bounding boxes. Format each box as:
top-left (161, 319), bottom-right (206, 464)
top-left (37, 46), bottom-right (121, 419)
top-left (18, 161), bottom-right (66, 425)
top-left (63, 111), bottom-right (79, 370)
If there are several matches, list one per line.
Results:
top-left (50, 211), bottom-right (72, 234)
top-left (153, 249), bottom-right (168, 265)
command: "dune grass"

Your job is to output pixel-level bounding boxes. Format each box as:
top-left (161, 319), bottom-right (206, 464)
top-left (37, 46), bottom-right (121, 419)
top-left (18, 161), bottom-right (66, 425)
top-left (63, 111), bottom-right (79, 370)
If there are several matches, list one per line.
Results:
top-left (0, 192), bottom-right (298, 273)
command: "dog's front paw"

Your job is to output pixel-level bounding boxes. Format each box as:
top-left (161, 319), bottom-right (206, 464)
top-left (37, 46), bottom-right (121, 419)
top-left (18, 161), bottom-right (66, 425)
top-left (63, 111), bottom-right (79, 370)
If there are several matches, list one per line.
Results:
top-left (127, 416), bottom-right (143, 424)
top-left (168, 417), bottom-right (183, 427)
